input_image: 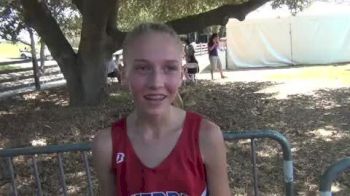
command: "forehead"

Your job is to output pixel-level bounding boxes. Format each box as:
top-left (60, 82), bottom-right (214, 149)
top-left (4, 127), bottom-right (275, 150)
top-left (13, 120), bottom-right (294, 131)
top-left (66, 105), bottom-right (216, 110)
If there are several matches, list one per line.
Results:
top-left (126, 32), bottom-right (182, 61)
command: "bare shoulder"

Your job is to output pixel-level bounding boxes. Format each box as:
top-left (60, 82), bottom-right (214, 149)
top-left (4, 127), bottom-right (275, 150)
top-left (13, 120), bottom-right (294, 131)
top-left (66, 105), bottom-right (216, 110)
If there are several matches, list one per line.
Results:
top-left (199, 118), bottom-right (231, 195)
top-left (199, 118), bottom-right (224, 146)
top-left (92, 128), bottom-right (112, 160)
top-left (93, 128), bottom-right (112, 146)
top-left (92, 128), bottom-right (116, 195)
top-left (199, 118), bottom-right (226, 162)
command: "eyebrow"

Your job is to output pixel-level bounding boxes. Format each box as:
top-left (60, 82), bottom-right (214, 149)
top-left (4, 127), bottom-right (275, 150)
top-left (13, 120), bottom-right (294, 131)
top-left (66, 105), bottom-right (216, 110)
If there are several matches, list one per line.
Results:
top-left (133, 59), bottom-right (180, 64)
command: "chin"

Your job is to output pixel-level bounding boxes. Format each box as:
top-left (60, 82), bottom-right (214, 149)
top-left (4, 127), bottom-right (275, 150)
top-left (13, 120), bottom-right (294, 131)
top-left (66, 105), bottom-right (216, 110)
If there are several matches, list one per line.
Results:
top-left (141, 104), bottom-right (171, 116)
top-left (142, 108), bottom-right (166, 117)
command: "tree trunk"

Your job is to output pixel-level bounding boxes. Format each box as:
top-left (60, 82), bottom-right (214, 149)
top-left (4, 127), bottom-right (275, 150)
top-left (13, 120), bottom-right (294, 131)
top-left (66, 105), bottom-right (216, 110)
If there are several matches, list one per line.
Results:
top-left (66, 54), bottom-right (108, 106)
top-left (28, 27), bottom-right (41, 90)
top-left (39, 38), bottom-right (45, 73)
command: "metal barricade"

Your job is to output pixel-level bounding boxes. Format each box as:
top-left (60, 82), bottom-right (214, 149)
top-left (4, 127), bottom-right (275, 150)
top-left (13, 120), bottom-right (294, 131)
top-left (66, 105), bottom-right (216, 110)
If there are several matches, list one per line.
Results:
top-left (224, 130), bottom-right (294, 196)
top-left (0, 143), bottom-right (92, 196)
top-left (1, 130), bottom-right (293, 195)
top-left (319, 157), bottom-right (350, 196)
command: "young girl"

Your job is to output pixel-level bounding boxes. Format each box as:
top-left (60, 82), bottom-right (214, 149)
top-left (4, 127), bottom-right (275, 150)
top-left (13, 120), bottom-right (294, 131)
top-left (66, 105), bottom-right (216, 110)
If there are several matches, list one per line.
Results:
top-left (208, 33), bottom-right (226, 80)
top-left (92, 23), bottom-right (231, 196)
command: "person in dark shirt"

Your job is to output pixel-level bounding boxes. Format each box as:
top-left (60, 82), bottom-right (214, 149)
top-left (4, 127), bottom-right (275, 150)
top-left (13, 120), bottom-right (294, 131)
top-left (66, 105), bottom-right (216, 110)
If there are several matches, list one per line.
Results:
top-left (208, 33), bottom-right (226, 80)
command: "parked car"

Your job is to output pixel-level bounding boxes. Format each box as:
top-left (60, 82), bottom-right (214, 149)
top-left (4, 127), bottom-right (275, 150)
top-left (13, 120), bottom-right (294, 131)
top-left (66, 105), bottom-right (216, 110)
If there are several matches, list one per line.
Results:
top-left (19, 49), bottom-right (52, 60)
top-left (20, 50), bottom-right (33, 59)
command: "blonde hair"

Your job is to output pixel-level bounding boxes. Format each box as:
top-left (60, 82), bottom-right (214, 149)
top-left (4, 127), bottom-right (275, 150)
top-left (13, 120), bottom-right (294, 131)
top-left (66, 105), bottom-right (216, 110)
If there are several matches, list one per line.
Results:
top-left (122, 22), bottom-right (183, 60)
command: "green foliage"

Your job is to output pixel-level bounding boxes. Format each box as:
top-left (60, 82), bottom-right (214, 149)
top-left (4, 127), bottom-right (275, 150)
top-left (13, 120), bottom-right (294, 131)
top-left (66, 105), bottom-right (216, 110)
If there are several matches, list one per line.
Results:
top-left (117, 0), bottom-right (245, 31)
top-left (117, 0), bottom-right (311, 31)
top-left (271, 0), bottom-right (311, 15)
top-left (46, 0), bottom-right (82, 45)
top-left (0, 0), bottom-right (82, 46)
top-left (0, 0), bottom-right (25, 42)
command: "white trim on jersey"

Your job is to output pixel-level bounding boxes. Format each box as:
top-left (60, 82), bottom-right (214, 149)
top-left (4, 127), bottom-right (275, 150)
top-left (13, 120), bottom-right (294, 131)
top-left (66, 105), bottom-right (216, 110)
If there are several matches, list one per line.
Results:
top-left (201, 187), bottom-right (208, 196)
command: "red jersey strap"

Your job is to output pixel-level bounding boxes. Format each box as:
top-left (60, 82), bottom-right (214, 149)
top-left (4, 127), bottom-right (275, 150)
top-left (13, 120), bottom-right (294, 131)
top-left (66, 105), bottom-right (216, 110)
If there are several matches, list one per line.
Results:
top-left (110, 118), bottom-right (127, 172)
top-left (183, 111), bottom-right (202, 138)
top-left (181, 111), bottom-right (203, 159)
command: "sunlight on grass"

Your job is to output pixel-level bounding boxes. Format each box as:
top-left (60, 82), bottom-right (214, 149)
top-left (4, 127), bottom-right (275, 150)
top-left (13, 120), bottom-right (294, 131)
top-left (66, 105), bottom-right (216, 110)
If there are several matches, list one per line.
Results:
top-left (0, 64), bottom-right (20, 71)
top-left (308, 126), bottom-right (347, 142)
top-left (110, 92), bottom-right (122, 97)
top-left (0, 41), bottom-right (26, 58)
top-left (67, 185), bottom-right (83, 194)
top-left (267, 65), bottom-right (350, 84)
top-left (259, 64), bottom-right (350, 99)
top-left (257, 149), bottom-right (278, 158)
top-left (31, 138), bottom-right (47, 146)
top-left (109, 92), bottom-right (131, 103)
top-left (331, 183), bottom-right (344, 193)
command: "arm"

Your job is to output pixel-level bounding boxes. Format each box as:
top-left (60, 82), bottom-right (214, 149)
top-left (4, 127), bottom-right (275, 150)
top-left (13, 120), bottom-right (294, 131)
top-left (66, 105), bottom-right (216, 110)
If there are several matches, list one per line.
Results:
top-left (92, 128), bottom-right (116, 196)
top-left (199, 119), bottom-right (231, 196)
top-left (208, 42), bottom-right (218, 52)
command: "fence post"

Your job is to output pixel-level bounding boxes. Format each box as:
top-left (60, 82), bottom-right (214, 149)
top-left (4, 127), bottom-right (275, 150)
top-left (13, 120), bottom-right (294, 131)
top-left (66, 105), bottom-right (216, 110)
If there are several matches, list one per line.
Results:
top-left (320, 157), bottom-right (350, 196)
top-left (224, 130), bottom-right (294, 196)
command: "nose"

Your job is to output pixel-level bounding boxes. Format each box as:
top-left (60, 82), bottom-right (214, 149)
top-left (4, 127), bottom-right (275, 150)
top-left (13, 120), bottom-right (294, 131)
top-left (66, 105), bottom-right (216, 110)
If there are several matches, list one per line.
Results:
top-left (147, 68), bottom-right (165, 89)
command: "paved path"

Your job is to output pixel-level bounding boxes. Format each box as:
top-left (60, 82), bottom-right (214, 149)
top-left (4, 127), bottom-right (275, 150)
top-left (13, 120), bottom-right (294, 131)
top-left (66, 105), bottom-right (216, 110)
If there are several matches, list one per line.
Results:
top-left (197, 64), bottom-right (350, 99)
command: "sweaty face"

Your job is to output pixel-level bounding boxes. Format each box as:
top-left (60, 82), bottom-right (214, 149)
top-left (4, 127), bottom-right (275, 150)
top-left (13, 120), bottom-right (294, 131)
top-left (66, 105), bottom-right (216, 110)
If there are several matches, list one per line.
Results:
top-left (124, 32), bottom-right (183, 116)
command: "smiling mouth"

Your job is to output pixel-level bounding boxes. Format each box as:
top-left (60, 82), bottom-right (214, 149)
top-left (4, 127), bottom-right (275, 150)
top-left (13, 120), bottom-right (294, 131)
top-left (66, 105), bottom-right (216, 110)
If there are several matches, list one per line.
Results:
top-left (144, 94), bottom-right (167, 101)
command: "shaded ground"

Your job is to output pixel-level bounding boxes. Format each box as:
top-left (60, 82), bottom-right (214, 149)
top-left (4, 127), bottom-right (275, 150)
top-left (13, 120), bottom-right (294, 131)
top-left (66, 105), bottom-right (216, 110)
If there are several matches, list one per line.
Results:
top-left (0, 76), bottom-right (350, 195)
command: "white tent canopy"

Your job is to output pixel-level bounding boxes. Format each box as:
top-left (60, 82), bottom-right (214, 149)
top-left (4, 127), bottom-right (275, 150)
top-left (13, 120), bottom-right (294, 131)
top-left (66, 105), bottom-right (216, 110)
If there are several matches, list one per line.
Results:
top-left (226, 1), bottom-right (350, 68)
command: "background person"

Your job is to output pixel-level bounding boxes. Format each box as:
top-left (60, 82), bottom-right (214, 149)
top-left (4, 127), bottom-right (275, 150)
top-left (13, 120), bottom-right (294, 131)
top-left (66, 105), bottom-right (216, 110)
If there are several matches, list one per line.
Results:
top-left (208, 33), bottom-right (226, 80)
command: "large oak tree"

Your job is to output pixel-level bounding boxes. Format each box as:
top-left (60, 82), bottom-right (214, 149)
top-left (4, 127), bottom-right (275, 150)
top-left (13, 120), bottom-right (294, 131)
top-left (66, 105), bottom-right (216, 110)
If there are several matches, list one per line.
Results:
top-left (14, 0), bottom-right (308, 106)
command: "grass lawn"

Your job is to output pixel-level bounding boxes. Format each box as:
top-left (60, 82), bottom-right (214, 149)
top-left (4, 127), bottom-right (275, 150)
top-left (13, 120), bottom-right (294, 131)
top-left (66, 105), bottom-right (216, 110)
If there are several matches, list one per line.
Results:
top-left (267, 64), bottom-right (350, 84)
top-left (0, 64), bottom-right (21, 71)
top-left (0, 65), bottom-right (15, 71)
top-left (0, 41), bottom-right (26, 59)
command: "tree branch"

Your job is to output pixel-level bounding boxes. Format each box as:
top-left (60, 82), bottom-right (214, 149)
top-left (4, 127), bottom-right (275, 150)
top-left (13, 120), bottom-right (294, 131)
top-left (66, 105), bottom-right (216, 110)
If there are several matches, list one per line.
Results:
top-left (20, 0), bottom-right (76, 75)
top-left (0, 32), bottom-right (31, 46)
top-left (16, 38), bottom-right (31, 46)
top-left (167, 0), bottom-right (270, 34)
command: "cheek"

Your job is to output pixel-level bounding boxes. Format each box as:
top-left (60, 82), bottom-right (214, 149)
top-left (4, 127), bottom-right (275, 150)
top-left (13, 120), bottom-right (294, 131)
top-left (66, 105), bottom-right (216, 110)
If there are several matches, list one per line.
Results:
top-left (166, 76), bottom-right (182, 93)
top-left (127, 74), bottom-right (145, 94)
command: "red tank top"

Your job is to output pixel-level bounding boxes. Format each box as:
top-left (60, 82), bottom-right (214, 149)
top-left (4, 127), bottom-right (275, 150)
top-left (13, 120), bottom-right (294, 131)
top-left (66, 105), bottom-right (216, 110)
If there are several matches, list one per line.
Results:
top-left (111, 112), bottom-right (208, 196)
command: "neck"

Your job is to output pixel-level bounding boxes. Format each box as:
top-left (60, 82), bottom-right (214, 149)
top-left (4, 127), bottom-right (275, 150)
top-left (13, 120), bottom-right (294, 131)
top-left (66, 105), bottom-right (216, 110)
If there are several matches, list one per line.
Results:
top-left (131, 106), bottom-right (176, 138)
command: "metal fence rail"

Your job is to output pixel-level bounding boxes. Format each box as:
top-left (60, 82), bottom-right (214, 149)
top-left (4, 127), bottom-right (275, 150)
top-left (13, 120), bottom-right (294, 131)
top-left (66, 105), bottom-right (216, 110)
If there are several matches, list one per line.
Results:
top-left (0, 143), bottom-right (92, 196)
top-left (319, 157), bottom-right (350, 196)
top-left (224, 130), bottom-right (294, 196)
top-left (0, 130), bottom-right (293, 195)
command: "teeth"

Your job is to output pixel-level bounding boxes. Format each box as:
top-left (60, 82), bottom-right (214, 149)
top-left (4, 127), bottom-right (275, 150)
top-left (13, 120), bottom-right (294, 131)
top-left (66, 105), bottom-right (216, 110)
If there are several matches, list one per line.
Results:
top-left (144, 95), bottom-right (166, 100)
